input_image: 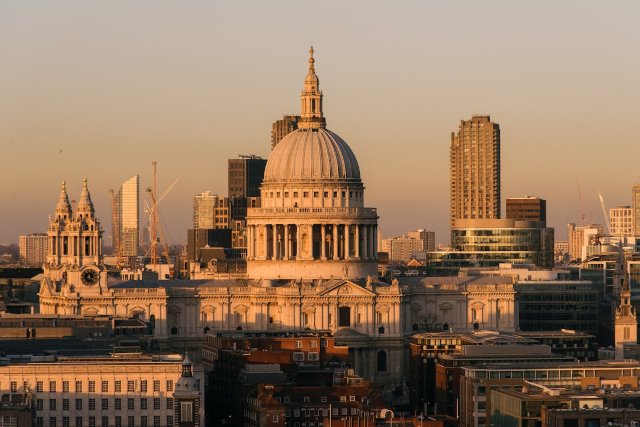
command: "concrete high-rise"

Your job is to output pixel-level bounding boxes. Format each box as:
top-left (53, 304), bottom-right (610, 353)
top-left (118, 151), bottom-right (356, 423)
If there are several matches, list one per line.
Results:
top-left (271, 115), bottom-right (299, 149)
top-left (610, 205), bottom-right (633, 237)
top-left (115, 175), bottom-right (139, 257)
top-left (567, 222), bottom-right (603, 262)
top-left (633, 184), bottom-right (640, 237)
top-left (193, 191), bottom-right (218, 229)
top-left (506, 196), bottom-right (546, 222)
top-left (450, 115), bottom-right (501, 228)
top-left (19, 233), bottom-right (48, 266)
top-left (228, 155), bottom-right (267, 198)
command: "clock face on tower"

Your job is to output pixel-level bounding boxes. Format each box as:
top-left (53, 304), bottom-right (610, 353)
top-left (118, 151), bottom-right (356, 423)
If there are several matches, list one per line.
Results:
top-left (81, 269), bottom-right (99, 286)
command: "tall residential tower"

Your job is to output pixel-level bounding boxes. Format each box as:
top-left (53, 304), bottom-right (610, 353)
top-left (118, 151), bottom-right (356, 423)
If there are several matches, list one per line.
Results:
top-left (450, 115), bottom-right (501, 228)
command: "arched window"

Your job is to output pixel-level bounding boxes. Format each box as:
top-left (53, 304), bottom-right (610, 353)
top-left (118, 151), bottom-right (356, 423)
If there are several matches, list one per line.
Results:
top-left (376, 350), bottom-right (387, 372)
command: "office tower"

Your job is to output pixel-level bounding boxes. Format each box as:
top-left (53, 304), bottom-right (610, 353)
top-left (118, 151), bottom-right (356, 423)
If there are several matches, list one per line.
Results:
top-left (271, 115), bottom-right (300, 149)
top-left (610, 205), bottom-right (633, 237)
top-left (450, 115), bottom-right (501, 228)
top-left (406, 229), bottom-right (436, 251)
top-left (633, 184), bottom-right (640, 237)
top-left (228, 155), bottom-right (267, 198)
top-left (381, 236), bottom-right (426, 263)
top-left (193, 191), bottom-right (218, 229)
top-left (506, 197), bottom-right (547, 221)
top-left (567, 222), bottom-right (603, 262)
top-left (19, 233), bottom-right (48, 266)
top-left (115, 175), bottom-right (139, 257)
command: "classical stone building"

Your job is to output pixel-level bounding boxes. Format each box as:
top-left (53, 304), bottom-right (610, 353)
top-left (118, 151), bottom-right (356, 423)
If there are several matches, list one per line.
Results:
top-left (0, 352), bottom-right (204, 427)
top-left (39, 49), bottom-right (516, 390)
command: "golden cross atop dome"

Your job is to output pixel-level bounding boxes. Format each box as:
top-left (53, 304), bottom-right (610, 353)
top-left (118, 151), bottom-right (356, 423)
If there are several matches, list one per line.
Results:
top-left (308, 46), bottom-right (315, 73)
top-left (83, 177), bottom-right (88, 190)
top-left (62, 181), bottom-right (66, 192)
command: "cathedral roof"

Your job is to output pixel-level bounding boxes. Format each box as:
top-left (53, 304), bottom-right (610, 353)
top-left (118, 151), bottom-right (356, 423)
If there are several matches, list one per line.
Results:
top-left (263, 128), bottom-right (361, 183)
top-left (56, 181), bottom-right (72, 212)
top-left (263, 47), bottom-right (361, 184)
top-left (77, 178), bottom-right (93, 207)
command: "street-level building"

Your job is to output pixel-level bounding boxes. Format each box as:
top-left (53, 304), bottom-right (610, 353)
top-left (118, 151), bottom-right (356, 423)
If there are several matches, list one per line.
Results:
top-left (0, 352), bottom-right (204, 427)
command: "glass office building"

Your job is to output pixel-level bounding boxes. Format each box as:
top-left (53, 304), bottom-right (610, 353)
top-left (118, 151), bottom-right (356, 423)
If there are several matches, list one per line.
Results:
top-left (116, 175), bottom-right (139, 257)
top-left (426, 219), bottom-right (554, 273)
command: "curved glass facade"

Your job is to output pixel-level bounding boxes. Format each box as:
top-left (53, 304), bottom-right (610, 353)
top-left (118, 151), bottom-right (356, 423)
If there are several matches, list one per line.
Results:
top-left (425, 226), bottom-right (554, 274)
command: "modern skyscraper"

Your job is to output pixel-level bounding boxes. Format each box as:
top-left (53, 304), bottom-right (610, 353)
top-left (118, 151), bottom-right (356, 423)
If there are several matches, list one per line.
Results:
top-left (271, 115), bottom-right (300, 149)
top-left (633, 184), bottom-right (640, 237)
top-left (19, 233), bottom-right (48, 266)
top-left (506, 197), bottom-right (546, 222)
top-left (115, 175), bottom-right (139, 257)
top-left (193, 191), bottom-right (218, 229)
top-left (228, 155), bottom-right (267, 198)
top-left (450, 115), bottom-right (501, 228)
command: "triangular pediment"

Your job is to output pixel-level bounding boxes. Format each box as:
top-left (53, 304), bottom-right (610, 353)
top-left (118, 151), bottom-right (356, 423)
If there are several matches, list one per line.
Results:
top-left (317, 280), bottom-right (375, 297)
top-left (83, 307), bottom-right (99, 316)
top-left (39, 278), bottom-right (52, 296)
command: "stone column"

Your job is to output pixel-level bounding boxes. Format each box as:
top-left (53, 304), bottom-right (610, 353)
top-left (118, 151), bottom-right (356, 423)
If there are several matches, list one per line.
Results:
top-left (333, 225), bottom-right (339, 260)
top-left (262, 226), bottom-right (268, 261)
top-left (296, 225), bottom-right (302, 258)
top-left (321, 225), bottom-right (327, 260)
top-left (354, 225), bottom-right (360, 259)
top-left (284, 225), bottom-right (290, 260)
top-left (272, 224), bottom-right (278, 260)
top-left (345, 224), bottom-right (350, 259)
top-left (373, 225), bottom-right (378, 257)
top-left (250, 226), bottom-right (255, 259)
top-left (368, 226), bottom-right (374, 259)
top-left (294, 303), bottom-right (301, 330)
top-left (363, 225), bottom-right (369, 260)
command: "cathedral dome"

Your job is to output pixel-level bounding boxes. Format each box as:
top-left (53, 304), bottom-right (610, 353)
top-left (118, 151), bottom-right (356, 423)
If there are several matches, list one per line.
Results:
top-left (263, 128), bottom-right (361, 183)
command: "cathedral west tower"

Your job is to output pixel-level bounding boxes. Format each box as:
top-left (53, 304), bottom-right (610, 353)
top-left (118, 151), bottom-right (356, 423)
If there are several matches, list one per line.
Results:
top-left (246, 47), bottom-right (379, 280)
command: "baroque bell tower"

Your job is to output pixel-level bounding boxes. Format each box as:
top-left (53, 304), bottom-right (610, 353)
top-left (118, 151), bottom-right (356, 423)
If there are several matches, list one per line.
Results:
top-left (615, 242), bottom-right (637, 359)
top-left (40, 179), bottom-right (107, 315)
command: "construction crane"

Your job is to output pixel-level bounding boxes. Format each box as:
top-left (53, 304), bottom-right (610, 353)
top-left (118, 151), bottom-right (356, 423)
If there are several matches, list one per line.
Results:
top-left (143, 177), bottom-right (180, 247)
top-left (598, 189), bottom-right (611, 235)
top-left (109, 189), bottom-right (123, 267)
top-left (147, 186), bottom-right (170, 265)
top-left (147, 161), bottom-right (171, 268)
top-left (576, 180), bottom-right (587, 226)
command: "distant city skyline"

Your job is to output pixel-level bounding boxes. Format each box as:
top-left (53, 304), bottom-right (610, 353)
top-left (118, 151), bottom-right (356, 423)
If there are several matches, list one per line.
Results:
top-left (2, 1), bottom-right (640, 245)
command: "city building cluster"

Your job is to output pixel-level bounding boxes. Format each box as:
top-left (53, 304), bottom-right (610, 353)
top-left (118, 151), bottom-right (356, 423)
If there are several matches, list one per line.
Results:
top-left (4, 47), bottom-right (640, 427)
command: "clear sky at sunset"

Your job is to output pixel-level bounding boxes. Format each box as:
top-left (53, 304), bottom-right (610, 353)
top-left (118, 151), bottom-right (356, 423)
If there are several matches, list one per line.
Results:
top-left (1, 1), bottom-right (639, 246)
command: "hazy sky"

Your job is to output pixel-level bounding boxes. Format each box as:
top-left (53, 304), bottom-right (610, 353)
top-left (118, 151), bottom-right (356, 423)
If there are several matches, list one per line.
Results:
top-left (2, 1), bottom-right (640, 247)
